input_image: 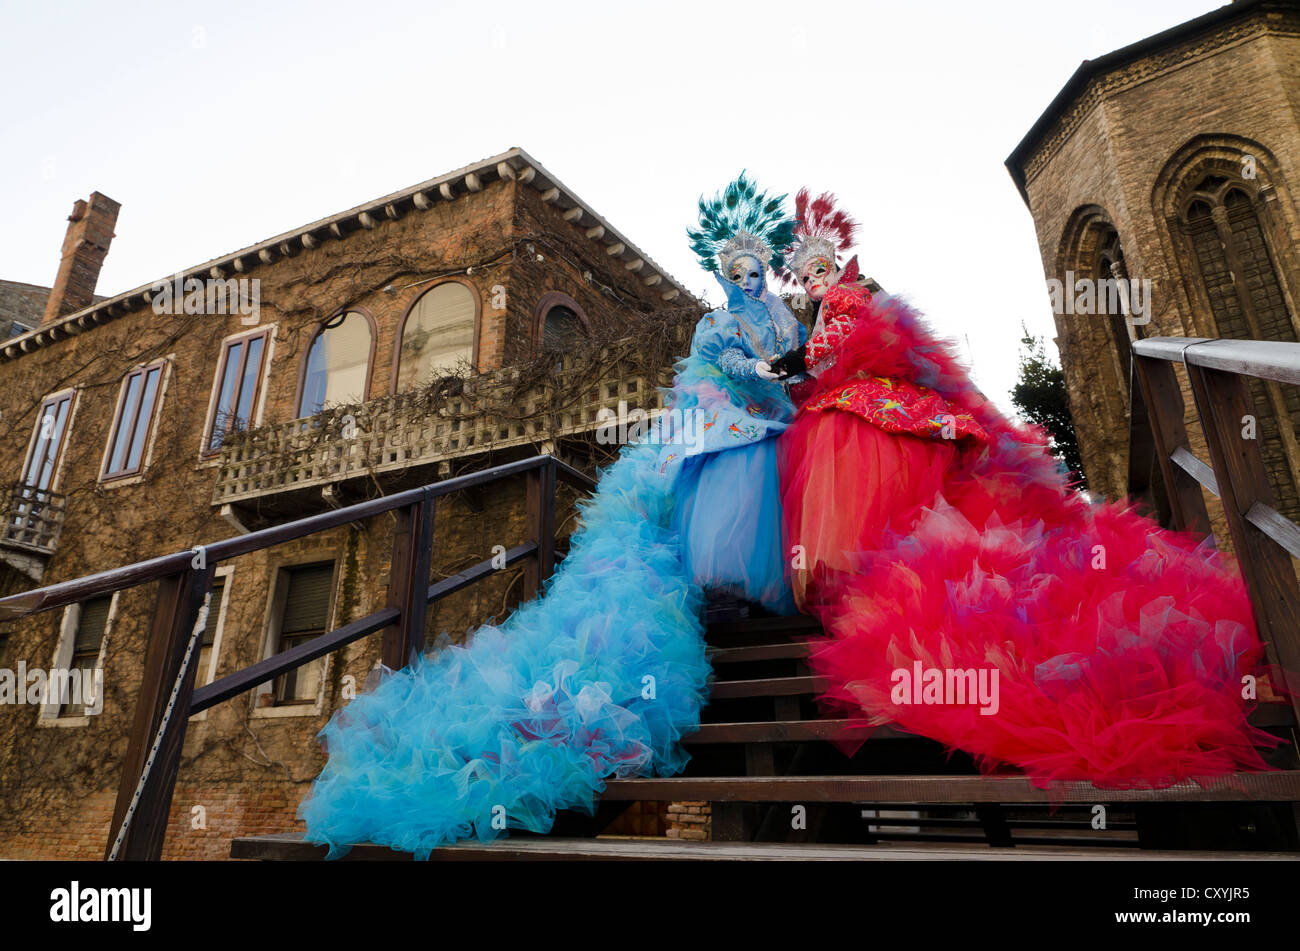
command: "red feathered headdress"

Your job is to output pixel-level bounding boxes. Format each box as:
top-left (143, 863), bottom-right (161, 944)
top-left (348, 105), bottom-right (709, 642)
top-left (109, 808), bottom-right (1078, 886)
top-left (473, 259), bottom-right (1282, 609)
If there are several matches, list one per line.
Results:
top-left (776, 189), bottom-right (860, 287)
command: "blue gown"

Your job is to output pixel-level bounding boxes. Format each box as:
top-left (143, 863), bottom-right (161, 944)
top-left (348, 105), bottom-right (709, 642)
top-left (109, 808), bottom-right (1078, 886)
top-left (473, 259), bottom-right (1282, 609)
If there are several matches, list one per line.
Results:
top-left (297, 276), bottom-right (801, 859)
top-left (658, 276), bottom-right (805, 615)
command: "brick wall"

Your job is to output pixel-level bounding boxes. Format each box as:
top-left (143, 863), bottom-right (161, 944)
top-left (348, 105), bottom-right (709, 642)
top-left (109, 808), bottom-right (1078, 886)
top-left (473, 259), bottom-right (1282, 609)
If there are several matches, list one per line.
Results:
top-left (1017, 12), bottom-right (1300, 546)
top-left (0, 168), bottom-right (684, 858)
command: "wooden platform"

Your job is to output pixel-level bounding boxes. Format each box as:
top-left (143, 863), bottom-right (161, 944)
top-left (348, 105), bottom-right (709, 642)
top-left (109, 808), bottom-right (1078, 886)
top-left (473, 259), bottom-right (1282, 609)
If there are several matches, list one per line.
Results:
top-left (601, 772), bottom-right (1300, 804)
top-left (235, 607), bottom-right (1300, 860)
top-left (230, 832), bottom-right (1300, 862)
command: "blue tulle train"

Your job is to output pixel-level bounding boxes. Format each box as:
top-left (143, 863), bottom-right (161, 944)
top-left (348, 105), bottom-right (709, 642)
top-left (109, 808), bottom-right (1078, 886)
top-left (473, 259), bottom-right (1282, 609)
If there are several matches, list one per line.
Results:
top-left (297, 440), bottom-right (714, 859)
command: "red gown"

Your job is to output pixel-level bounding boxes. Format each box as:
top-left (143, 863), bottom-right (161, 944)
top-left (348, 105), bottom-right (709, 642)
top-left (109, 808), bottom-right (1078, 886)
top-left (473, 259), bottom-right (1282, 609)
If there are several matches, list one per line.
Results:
top-left (777, 277), bottom-right (1282, 787)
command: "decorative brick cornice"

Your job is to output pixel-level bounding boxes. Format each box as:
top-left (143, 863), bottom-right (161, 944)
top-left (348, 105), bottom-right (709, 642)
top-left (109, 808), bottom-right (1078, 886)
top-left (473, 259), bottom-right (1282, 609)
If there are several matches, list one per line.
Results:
top-left (2, 148), bottom-right (695, 364)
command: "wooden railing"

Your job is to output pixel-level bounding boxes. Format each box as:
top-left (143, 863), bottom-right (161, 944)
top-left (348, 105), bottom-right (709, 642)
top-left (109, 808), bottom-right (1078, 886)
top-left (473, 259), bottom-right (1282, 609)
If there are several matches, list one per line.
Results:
top-left (0, 454), bottom-right (596, 860)
top-left (1128, 336), bottom-right (1300, 728)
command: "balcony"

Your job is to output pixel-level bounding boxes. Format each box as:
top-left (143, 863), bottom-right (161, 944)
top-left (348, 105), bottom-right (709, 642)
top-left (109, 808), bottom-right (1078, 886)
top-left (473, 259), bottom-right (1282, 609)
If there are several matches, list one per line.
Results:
top-left (212, 358), bottom-right (670, 513)
top-left (0, 483), bottom-right (68, 581)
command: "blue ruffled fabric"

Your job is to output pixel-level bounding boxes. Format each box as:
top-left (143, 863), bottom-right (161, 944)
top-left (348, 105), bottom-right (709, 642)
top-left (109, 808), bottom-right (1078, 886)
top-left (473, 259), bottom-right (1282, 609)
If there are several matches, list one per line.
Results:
top-left (674, 440), bottom-right (799, 615)
top-left (297, 440), bottom-right (713, 859)
top-left (298, 279), bottom-right (803, 858)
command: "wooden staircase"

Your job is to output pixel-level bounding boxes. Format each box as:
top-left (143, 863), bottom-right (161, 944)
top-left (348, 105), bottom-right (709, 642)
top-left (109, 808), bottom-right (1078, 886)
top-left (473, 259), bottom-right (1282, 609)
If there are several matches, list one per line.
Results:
top-left (232, 602), bottom-right (1300, 861)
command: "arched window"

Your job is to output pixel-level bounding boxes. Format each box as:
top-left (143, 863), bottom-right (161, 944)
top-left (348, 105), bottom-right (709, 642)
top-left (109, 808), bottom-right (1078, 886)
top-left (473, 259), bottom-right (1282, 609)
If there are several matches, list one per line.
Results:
top-left (1093, 226), bottom-right (1133, 390)
top-left (298, 311), bottom-right (373, 417)
top-left (532, 293), bottom-right (590, 358)
top-left (1176, 172), bottom-right (1300, 520)
top-left (1053, 206), bottom-right (1135, 499)
top-left (396, 282), bottom-right (477, 392)
top-left (541, 305), bottom-right (584, 349)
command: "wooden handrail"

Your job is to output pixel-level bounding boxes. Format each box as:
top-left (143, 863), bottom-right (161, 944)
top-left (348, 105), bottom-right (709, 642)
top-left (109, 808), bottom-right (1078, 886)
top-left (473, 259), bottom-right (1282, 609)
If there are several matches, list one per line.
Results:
top-left (12, 452), bottom-right (604, 860)
top-left (0, 453), bottom-right (595, 622)
top-left (1133, 336), bottom-right (1300, 385)
top-left (189, 540), bottom-right (551, 714)
top-left (190, 607), bottom-right (402, 714)
top-left (1128, 335), bottom-right (1300, 734)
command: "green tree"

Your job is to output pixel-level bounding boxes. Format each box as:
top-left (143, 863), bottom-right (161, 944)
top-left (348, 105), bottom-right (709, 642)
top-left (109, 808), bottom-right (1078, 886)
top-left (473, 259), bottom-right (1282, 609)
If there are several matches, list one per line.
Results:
top-left (1010, 324), bottom-right (1087, 489)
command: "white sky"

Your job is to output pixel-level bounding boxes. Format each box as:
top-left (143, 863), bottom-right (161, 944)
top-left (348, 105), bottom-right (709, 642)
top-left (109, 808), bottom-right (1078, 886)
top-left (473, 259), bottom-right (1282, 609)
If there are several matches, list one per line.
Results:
top-left (0, 0), bottom-right (1223, 412)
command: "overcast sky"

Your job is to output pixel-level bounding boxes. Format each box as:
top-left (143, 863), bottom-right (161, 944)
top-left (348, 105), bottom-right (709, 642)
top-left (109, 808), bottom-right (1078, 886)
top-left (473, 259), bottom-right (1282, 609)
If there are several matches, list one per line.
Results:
top-left (1, 0), bottom-right (1223, 412)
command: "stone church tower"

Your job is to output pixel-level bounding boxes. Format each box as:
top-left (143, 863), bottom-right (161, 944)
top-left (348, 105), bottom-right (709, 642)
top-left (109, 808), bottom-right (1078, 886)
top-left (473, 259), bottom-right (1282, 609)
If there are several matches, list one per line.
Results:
top-left (1006, 0), bottom-right (1300, 526)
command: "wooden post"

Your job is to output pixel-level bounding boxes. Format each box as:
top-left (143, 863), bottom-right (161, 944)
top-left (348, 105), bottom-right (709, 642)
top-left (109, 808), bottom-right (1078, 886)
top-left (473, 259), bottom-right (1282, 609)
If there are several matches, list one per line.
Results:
top-left (1132, 355), bottom-right (1213, 536)
top-left (523, 459), bottom-right (557, 598)
top-left (1185, 363), bottom-right (1300, 727)
top-left (1127, 356), bottom-right (1173, 526)
top-left (382, 491), bottom-right (435, 670)
top-left (105, 564), bottom-right (213, 860)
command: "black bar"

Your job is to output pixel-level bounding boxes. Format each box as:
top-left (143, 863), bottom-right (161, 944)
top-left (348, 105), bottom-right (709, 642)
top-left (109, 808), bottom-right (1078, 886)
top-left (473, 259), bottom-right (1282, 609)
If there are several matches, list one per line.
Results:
top-left (538, 459), bottom-right (556, 591)
top-left (189, 607), bottom-right (400, 713)
top-left (426, 542), bottom-right (538, 602)
top-left (108, 564), bottom-right (214, 860)
top-left (0, 454), bottom-right (597, 622)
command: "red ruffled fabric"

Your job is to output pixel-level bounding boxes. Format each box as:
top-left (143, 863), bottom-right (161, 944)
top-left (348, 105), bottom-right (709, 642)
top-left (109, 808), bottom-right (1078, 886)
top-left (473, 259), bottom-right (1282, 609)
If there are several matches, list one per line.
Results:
top-left (779, 285), bottom-right (1283, 787)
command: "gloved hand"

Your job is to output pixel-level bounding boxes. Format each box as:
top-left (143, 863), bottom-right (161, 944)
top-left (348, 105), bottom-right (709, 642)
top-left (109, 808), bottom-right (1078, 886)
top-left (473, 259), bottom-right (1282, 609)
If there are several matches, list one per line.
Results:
top-left (754, 360), bottom-right (780, 381)
top-left (769, 345), bottom-right (807, 379)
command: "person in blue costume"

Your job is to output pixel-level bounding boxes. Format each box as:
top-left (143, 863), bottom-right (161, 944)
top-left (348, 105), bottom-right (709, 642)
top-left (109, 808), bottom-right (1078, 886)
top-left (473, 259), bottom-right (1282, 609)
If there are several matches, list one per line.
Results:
top-left (662, 180), bottom-right (807, 615)
top-left (296, 174), bottom-right (802, 859)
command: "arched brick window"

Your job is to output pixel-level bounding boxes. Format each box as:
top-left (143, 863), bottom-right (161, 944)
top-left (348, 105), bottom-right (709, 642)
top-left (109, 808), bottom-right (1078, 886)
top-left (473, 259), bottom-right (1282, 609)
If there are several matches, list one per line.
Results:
top-left (1053, 206), bottom-right (1136, 499)
top-left (395, 281), bottom-right (479, 392)
top-left (533, 292), bottom-right (590, 353)
top-left (1175, 172), bottom-right (1300, 520)
top-left (297, 310), bottom-right (374, 417)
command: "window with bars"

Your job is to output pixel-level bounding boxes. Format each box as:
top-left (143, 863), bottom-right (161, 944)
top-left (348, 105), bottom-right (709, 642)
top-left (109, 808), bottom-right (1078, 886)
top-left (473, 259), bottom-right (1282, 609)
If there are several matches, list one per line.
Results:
top-left (272, 563), bottom-right (333, 705)
top-left (60, 596), bottom-right (110, 717)
top-left (103, 360), bottom-right (167, 479)
top-left (205, 329), bottom-right (270, 454)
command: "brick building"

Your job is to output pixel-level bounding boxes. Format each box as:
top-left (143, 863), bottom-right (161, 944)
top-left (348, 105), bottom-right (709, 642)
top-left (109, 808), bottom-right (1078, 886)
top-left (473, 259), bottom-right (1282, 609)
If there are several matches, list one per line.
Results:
top-left (1006, 0), bottom-right (1300, 531)
top-left (0, 148), bottom-right (703, 859)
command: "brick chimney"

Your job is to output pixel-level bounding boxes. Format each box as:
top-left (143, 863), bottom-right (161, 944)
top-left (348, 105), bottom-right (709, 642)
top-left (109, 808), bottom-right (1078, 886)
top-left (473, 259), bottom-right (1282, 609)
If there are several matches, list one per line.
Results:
top-left (41, 191), bottom-right (120, 325)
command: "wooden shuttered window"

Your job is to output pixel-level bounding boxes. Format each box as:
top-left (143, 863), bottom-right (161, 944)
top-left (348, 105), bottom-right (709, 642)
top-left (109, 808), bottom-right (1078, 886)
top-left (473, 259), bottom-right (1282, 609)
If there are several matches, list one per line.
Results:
top-left (61, 595), bottom-right (110, 716)
top-left (273, 563), bottom-right (333, 705)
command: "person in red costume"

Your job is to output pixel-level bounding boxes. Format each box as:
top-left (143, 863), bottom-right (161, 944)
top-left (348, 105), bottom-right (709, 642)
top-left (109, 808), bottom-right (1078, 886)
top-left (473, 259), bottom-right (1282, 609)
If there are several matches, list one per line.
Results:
top-left (769, 188), bottom-right (1284, 788)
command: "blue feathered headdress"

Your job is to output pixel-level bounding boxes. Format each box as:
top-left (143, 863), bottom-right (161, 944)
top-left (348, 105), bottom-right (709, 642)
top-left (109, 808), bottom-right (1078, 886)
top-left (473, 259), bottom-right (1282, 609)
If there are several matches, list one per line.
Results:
top-left (687, 173), bottom-right (796, 273)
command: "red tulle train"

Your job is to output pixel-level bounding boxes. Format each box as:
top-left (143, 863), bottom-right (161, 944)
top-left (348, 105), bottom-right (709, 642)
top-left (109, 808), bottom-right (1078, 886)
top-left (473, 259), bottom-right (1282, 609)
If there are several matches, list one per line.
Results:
top-left (778, 292), bottom-right (1282, 788)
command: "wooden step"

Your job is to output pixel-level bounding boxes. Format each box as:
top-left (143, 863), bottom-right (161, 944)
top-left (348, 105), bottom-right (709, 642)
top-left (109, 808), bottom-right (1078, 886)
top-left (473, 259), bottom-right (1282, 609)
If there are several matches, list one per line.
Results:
top-left (709, 675), bottom-right (826, 699)
top-left (601, 771), bottom-right (1300, 804)
top-left (685, 719), bottom-right (903, 744)
top-left (707, 641), bottom-right (815, 664)
top-left (706, 615), bottom-right (823, 639)
top-left (230, 832), bottom-right (1298, 861)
